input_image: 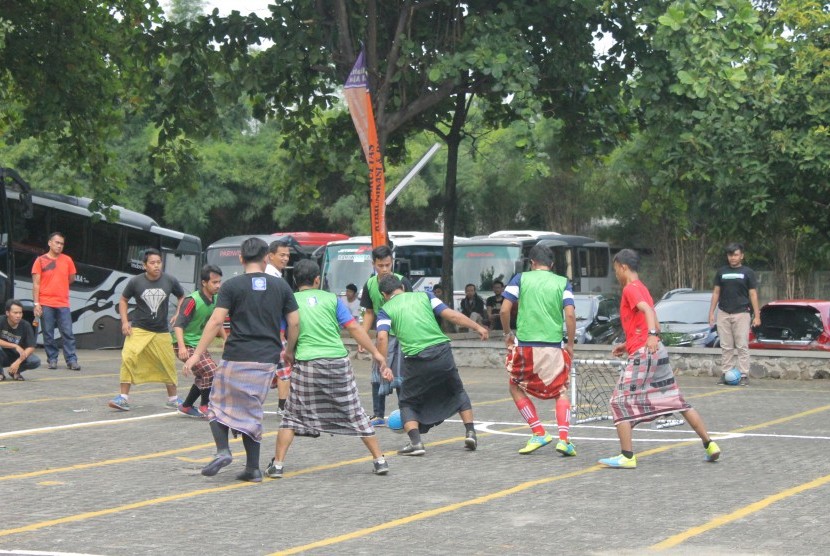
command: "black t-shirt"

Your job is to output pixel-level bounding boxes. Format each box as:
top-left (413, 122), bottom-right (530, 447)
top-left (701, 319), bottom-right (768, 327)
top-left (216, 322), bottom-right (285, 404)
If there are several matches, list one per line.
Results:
top-left (486, 294), bottom-right (504, 330)
top-left (0, 318), bottom-right (36, 359)
top-left (122, 273), bottom-right (184, 332)
top-left (218, 272), bottom-right (298, 363)
top-left (714, 265), bottom-right (757, 314)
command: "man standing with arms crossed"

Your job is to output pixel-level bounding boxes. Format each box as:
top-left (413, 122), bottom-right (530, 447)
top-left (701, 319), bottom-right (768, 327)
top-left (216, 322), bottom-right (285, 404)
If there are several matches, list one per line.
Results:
top-left (500, 244), bottom-right (577, 457)
top-left (32, 232), bottom-right (80, 370)
top-left (709, 242), bottom-right (760, 386)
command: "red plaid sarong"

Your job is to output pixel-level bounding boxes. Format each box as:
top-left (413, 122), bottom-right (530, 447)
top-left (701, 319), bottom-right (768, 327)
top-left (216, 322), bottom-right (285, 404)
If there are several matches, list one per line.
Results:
top-left (270, 344), bottom-right (289, 388)
top-left (174, 345), bottom-right (217, 390)
top-left (505, 345), bottom-right (571, 400)
top-left (610, 345), bottom-right (691, 427)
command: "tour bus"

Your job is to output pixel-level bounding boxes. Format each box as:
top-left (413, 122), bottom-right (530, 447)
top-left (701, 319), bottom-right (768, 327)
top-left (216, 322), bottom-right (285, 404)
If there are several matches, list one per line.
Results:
top-left (3, 171), bottom-right (202, 349)
top-left (452, 230), bottom-right (616, 308)
top-left (320, 232), bottom-right (460, 297)
top-left (204, 232), bottom-right (349, 285)
top-left (0, 168), bottom-right (34, 320)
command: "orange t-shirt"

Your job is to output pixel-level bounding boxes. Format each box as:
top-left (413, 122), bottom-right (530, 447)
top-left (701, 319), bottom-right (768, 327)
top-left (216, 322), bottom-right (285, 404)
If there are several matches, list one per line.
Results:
top-left (31, 253), bottom-right (76, 308)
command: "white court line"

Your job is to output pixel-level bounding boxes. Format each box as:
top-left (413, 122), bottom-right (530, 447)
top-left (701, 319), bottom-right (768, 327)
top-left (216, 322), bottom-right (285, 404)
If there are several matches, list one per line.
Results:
top-left (0, 551), bottom-right (104, 556)
top-left (0, 412), bottom-right (176, 439)
top-left (444, 419), bottom-right (830, 443)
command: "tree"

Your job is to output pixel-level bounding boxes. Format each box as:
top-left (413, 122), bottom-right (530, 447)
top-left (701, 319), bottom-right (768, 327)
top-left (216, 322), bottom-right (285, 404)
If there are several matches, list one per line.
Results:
top-left (0, 1), bottom-right (163, 209)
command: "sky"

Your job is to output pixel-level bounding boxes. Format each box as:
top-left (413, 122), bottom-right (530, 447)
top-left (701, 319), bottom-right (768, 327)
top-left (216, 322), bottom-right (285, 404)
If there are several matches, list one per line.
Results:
top-left (201, 0), bottom-right (273, 17)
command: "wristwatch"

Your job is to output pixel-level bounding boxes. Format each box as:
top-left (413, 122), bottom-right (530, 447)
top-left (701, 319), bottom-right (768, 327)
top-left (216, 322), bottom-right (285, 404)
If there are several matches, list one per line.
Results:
top-left (648, 329), bottom-right (660, 336)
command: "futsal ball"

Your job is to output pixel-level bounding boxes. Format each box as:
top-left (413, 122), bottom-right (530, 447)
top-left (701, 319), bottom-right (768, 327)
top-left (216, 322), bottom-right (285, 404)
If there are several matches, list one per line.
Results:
top-left (723, 368), bottom-right (742, 386)
top-left (387, 409), bottom-right (404, 433)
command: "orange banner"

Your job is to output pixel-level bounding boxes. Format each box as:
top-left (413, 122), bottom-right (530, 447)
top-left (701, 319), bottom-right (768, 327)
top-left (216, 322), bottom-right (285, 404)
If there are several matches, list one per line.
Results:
top-left (344, 50), bottom-right (387, 248)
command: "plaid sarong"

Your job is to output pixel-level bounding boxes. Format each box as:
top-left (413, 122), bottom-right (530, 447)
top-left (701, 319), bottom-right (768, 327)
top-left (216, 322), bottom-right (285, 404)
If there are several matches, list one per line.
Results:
top-left (209, 359), bottom-right (276, 442)
top-left (610, 345), bottom-right (692, 427)
top-left (270, 332), bottom-right (290, 388)
top-left (372, 336), bottom-right (403, 396)
top-left (505, 345), bottom-right (571, 400)
top-left (174, 345), bottom-right (217, 390)
top-left (120, 328), bottom-right (177, 386)
top-left (280, 357), bottom-right (374, 437)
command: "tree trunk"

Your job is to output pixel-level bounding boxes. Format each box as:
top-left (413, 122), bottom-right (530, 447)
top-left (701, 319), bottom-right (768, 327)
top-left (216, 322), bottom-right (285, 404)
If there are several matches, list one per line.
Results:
top-left (440, 92), bottom-right (469, 308)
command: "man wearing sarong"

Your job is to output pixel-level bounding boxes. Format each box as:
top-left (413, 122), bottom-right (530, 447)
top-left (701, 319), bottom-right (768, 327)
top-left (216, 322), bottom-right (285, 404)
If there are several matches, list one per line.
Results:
top-left (376, 275), bottom-right (488, 456)
top-left (185, 238), bottom-right (299, 483)
top-left (599, 249), bottom-right (721, 469)
top-left (359, 245), bottom-right (411, 427)
top-left (265, 238), bottom-right (293, 413)
top-left (266, 259), bottom-right (390, 478)
top-left (109, 249), bottom-right (184, 411)
top-left (500, 244), bottom-right (577, 457)
top-left (173, 264), bottom-right (225, 418)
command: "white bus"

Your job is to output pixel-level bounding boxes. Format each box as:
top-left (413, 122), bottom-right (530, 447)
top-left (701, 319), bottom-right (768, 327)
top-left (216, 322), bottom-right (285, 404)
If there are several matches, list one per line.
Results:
top-left (7, 188), bottom-right (202, 349)
top-left (452, 231), bottom-right (616, 307)
top-left (320, 232), bottom-right (460, 297)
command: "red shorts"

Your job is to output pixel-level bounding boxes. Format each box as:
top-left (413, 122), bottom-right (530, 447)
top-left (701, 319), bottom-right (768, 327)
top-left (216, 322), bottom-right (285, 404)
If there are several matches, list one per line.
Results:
top-left (505, 345), bottom-right (571, 400)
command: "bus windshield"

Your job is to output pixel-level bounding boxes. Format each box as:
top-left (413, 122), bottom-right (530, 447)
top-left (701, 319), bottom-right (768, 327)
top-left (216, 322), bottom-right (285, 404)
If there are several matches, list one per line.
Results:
top-left (453, 244), bottom-right (522, 293)
top-left (322, 243), bottom-right (374, 295)
top-left (205, 245), bottom-right (246, 278)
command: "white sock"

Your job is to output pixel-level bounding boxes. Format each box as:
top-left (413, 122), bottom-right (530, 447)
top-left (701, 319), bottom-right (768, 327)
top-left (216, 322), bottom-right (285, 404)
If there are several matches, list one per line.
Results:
top-left (120, 394), bottom-right (129, 401)
top-left (374, 456), bottom-right (386, 464)
top-left (168, 395), bottom-right (178, 402)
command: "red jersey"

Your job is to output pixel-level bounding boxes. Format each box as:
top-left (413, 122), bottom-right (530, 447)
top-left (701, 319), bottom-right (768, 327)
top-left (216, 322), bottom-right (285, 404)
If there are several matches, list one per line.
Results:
top-left (621, 280), bottom-right (653, 354)
top-left (31, 253), bottom-right (76, 308)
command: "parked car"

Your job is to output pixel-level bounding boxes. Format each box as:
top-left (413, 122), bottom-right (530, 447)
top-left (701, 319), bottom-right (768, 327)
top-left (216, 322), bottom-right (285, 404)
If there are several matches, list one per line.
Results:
top-left (654, 290), bottom-right (720, 347)
top-left (570, 293), bottom-right (623, 344)
top-left (749, 300), bottom-right (830, 351)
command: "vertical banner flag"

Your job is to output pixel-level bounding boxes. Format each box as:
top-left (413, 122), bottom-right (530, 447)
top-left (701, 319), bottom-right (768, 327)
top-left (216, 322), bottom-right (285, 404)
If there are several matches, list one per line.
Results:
top-left (344, 49), bottom-right (387, 248)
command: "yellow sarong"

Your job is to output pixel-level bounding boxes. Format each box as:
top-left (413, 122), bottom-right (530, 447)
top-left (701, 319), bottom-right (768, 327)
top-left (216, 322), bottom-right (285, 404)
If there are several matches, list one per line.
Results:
top-left (120, 328), bottom-right (178, 385)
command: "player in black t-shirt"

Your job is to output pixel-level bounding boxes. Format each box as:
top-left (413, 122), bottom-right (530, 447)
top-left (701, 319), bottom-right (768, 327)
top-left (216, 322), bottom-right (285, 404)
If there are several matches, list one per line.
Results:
top-left (185, 237), bottom-right (299, 483)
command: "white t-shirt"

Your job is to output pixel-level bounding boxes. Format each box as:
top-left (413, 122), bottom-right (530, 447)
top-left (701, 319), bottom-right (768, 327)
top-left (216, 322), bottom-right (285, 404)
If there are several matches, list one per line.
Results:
top-left (264, 264), bottom-right (282, 278)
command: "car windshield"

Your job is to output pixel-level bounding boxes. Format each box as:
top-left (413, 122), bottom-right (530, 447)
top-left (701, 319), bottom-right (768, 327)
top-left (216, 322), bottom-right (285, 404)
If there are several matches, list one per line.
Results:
top-left (205, 246), bottom-right (245, 278)
top-left (655, 299), bottom-right (710, 325)
top-left (572, 297), bottom-right (595, 321)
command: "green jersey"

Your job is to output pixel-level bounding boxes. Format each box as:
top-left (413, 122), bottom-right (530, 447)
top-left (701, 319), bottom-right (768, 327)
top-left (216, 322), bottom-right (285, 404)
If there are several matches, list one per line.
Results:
top-left (294, 289), bottom-right (350, 361)
top-left (506, 270), bottom-right (572, 344)
top-left (172, 290), bottom-right (216, 347)
top-left (376, 292), bottom-right (449, 356)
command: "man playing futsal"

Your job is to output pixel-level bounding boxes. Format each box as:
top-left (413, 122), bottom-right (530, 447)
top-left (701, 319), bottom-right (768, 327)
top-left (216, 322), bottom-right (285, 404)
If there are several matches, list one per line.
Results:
top-left (500, 244), bottom-right (577, 457)
top-left (599, 249), bottom-right (721, 469)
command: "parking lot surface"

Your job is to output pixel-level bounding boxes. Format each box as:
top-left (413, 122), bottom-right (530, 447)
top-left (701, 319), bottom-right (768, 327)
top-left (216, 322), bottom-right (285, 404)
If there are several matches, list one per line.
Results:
top-left (2, 349), bottom-right (830, 555)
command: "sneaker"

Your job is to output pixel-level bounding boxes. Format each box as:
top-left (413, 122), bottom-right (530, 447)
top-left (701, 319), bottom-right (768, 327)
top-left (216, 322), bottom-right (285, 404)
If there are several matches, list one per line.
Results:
top-left (178, 405), bottom-right (204, 418)
top-left (369, 416), bottom-right (386, 427)
top-left (236, 468), bottom-right (263, 483)
top-left (705, 441), bottom-right (721, 462)
top-left (199, 405), bottom-right (209, 416)
top-left (555, 440), bottom-right (577, 457)
top-left (740, 374), bottom-right (749, 386)
top-left (598, 453), bottom-right (637, 469)
top-left (47, 360), bottom-right (58, 370)
top-left (265, 458), bottom-right (284, 478)
top-left (165, 398), bottom-right (183, 409)
top-left (518, 433), bottom-right (553, 454)
top-left (464, 430), bottom-right (477, 451)
top-left (67, 361), bottom-right (81, 371)
top-left (398, 442), bottom-right (426, 456)
top-left (373, 459), bottom-right (389, 475)
top-left (108, 395), bottom-right (130, 411)
top-left (201, 453), bottom-right (233, 476)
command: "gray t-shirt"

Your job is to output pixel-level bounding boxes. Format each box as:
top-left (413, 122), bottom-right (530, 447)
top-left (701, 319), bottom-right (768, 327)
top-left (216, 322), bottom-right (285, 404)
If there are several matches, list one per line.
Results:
top-left (122, 273), bottom-right (184, 333)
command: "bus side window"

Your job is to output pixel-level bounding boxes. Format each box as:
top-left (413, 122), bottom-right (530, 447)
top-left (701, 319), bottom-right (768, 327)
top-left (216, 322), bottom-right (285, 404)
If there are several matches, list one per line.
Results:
top-left (163, 251), bottom-right (198, 288)
top-left (124, 228), bottom-right (159, 274)
top-left (86, 220), bottom-right (123, 270)
top-left (10, 201), bottom-right (47, 280)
